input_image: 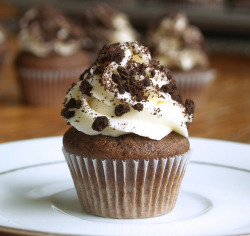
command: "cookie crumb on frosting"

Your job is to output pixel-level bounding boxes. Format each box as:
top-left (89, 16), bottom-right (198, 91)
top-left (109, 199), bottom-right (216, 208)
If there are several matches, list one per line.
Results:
top-left (92, 116), bottom-right (109, 131)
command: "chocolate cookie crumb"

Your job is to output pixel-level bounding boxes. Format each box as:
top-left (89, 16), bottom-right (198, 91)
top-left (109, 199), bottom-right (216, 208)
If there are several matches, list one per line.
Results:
top-left (80, 80), bottom-right (93, 96)
top-left (97, 44), bottom-right (125, 64)
top-left (185, 99), bottom-right (195, 115)
top-left (143, 76), bottom-right (151, 86)
top-left (92, 116), bottom-right (109, 131)
top-left (61, 108), bottom-right (75, 119)
top-left (133, 103), bottom-right (143, 111)
top-left (115, 104), bottom-right (130, 116)
top-left (93, 66), bottom-right (105, 74)
top-left (66, 98), bottom-right (82, 109)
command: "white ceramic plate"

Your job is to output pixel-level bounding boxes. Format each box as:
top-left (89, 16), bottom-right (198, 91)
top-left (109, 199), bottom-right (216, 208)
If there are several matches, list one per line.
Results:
top-left (0, 137), bottom-right (249, 236)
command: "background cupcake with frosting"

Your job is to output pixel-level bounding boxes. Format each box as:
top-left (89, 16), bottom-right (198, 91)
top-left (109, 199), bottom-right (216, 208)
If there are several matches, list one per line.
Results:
top-left (79, 3), bottom-right (139, 62)
top-left (147, 12), bottom-right (215, 106)
top-left (15, 5), bottom-right (91, 106)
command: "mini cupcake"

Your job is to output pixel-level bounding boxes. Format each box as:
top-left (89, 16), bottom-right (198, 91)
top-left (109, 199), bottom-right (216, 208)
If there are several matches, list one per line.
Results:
top-left (61, 41), bottom-right (195, 219)
top-left (16, 5), bottom-right (91, 106)
top-left (80, 3), bottom-right (138, 62)
top-left (147, 12), bottom-right (215, 106)
top-left (0, 22), bottom-right (10, 79)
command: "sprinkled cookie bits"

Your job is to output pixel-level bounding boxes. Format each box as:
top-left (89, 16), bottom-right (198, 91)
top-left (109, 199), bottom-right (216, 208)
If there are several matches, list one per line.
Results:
top-left (115, 104), bottom-right (130, 116)
top-left (80, 80), bottom-right (93, 96)
top-left (92, 116), bottom-right (109, 131)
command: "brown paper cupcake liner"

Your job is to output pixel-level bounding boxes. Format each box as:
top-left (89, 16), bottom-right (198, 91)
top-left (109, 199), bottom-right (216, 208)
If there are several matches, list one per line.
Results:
top-left (63, 148), bottom-right (190, 219)
top-left (173, 69), bottom-right (215, 106)
top-left (17, 67), bottom-right (85, 105)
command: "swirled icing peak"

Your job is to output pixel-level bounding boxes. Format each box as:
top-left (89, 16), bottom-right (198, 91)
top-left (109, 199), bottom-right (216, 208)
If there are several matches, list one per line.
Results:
top-left (61, 41), bottom-right (194, 140)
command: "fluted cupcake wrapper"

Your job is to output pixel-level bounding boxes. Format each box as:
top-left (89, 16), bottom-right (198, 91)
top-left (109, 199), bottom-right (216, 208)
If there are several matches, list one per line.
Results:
top-left (17, 67), bottom-right (85, 105)
top-left (63, 148), bottom-right (191, 219)
top-left (173, 69), bottom-right (215, 106)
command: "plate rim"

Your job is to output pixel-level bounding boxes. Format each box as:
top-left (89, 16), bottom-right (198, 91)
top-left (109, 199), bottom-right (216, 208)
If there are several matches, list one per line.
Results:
top-left (0, 136), bottom-right (249, 236)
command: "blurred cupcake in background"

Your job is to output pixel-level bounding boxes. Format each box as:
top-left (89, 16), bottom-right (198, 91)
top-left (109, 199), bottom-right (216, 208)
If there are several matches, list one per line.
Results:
top-left (147, 12), bottom-right (215, 106)
top-left (16, 5), bottom-right (91, 106)
top-left (0, 22), bottom-right (10, 79)
top-left (80, 3), bottom-right (139, 62)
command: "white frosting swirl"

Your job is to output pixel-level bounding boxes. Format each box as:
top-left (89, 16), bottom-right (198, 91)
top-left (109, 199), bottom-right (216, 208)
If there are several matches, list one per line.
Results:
top-left (63, 42), bottom-right (193, 140)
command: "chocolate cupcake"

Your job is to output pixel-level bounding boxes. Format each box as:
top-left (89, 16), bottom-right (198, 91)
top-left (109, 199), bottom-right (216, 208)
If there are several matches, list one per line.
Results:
top-left (147, 12), bottom-right (215, 106)
top-left (80, 3), bottom-right (138, 62)
top-left (62, 42), bottom-right (195, 219)
top-left (16, 5), bottom-right (91, 106)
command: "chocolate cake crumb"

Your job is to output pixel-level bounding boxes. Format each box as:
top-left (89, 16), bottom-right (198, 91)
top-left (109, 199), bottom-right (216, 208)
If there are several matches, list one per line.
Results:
top-left (133, 103), bottom-right (143, 111)
top-left (61, 108), bottom-right (75, 119)
top-left (92, 116), bottom-right (109, 131)
top-left (170, 92), bottom-right (183, 105)
top-left (143, 76), bottom-right (151, 87)
top-left (117, 66), bottom-right (129, 80)
top-left (115, 104), bottom-right (130, 116)
top-left (93, 66), bottom-right (105, 74)
top-left (185, 99), bottom-right (195, 115)
top-left (80, 80), bottom-right (93, 96)
top-left (161, 82), bottom-right (176, 94)
top-left (97, 44), bottom-right (125, 64)
top-left (65, 98), bottom-right (82, 109)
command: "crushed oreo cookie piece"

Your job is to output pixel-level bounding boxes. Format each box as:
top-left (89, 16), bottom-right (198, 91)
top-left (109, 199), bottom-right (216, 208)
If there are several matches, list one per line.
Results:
top-left (185, 99), bottom-right (195, 115)
top-left (132, 103), bottom-right (143, 111)
top-left (97, 44), bottom-right (125, 64)
top-left (117, 66), bottom-right (129, 80)
top-left (93, 65), bottom-right (105, 74)
top-left (143, 76), bottom-right (151, 87)
top-left (115, 104), bottom-right (130, 116)
top-left (61, 108), bottom-right (75, 119)
top-left (65, 98), bottom-right (82, 109)
top-left (80, 79), bottom-right (93, 96)
top-left (92, 116), bottom-right (109, 131)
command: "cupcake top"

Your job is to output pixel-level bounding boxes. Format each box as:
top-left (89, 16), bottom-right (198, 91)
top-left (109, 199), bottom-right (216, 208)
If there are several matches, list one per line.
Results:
top-left (81, 3), bottom-right (138, 51)
top-left (19, 5), bottom-right (85, 57)
top-left (147, 12), bottom-right (209, 71)
top-left (61, 41), bottom-right (194, 140)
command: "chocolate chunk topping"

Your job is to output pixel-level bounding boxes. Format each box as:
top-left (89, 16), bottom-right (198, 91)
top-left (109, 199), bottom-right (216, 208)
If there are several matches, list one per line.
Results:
top-left (161, 82), bottom-right (177, 94)
top-left (170, 92), bottom-right (183, 105)
top-left (143, 76), bottom-right (151, 87)
top-left (132, 103), bottom-right (143, 111)
top-left (185, 99), bottom-right (195, 115)
top-left (92, 116), bottom-right (109, 131)
top-left (112, 73), bottom-right (125, 94)
top-left (117, 66), bottom-right (129, 80)
top-left (150, 70), bottom-right (156, 77)
top-left (115, 104), bottom-right (130, 116)
top-left (80, 80), bottom-right (93, 96)
top-left (93, 65), bottom-right (105, 74)
top-left (61, 108), bottom-right (75, 119)
top-left (97, 44), bottom-right (125, 64)
top-left (65, 98), bottom-right (82, 109)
